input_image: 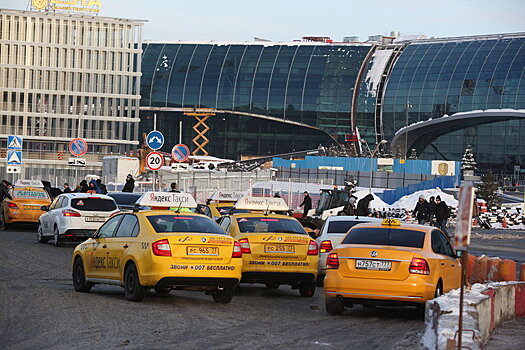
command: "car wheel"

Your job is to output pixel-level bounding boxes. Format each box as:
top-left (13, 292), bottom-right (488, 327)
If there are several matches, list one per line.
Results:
top-left (212, 287), bottom-right (234, 303)
top-left (299, 281), bottom-right (316, 298)
top-left (325, 296), bottom-right (344, 315)
top-left (72, 257), bottom-right (93, 293)
top-left (53, 226), bottom-right (62, 247)
top-left (434, 281), bottom-right (443, 298)
top-left (265, 283), bottom-right (279, 289)
top-left (154, 287), bottom-right (171, 295)
top-left (124, 263), bottom-right (146, 302)
top-left (37, 224), bottom-right (49, 243)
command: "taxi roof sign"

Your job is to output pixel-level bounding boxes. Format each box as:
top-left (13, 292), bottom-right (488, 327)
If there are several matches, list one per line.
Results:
top-left (208, 190), bottom-right (246, 202)
top-left (138, 192), bottom-right (197, 209)
top-left (382, 218), bottom-right (401, 226)
top-left (234, 196), bottom-right (289, 211)
top-left (14, 179), bottom-right (44, 188)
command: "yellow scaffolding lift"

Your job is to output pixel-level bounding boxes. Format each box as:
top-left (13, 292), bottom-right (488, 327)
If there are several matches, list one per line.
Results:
top-left (183, 109), bottom-right (216, 156)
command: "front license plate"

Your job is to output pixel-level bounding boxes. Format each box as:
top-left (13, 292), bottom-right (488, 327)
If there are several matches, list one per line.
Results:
top-left (85, 216), bottom-right (105, 222)
top-left (265, 244), bottom-right (295, 253)
top-left (187, 246), bottom-right (219, 256)
top-left (355, 259), bottom-right (392, 271)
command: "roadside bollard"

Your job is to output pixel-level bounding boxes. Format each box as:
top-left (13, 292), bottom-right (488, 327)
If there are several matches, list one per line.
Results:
top-left (471, 255), bottom-right (489, 284)
top-left (466, 254), bottom-right (476, 282)
top-left (486, 257), bottom-right (501, 281)
top-left (498, 259), bottom-right (517, 281)
top-left (520, 263), bottom-right (525, 282)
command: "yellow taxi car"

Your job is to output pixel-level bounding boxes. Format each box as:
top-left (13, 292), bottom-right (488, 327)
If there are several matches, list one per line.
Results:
top-left (71, 192), bottom-right (243, 303)
top-left (198, 190), bottom-right (249, 219)
top-left (324, 218), bottom-right (461, 314)
top-left (218, 196), bottom-right (319, 297)
top-left (1, 180), bottom-right (51, 227)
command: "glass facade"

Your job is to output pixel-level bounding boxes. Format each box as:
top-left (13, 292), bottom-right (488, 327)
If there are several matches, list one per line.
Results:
top-left (382, 36), bottom-right (525, 171)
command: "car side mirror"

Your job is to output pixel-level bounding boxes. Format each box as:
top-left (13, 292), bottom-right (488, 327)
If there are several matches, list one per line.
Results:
top-left (455, 250), bottom-right (464, 259)
top-left (40, 205), bottom-right (49, 211)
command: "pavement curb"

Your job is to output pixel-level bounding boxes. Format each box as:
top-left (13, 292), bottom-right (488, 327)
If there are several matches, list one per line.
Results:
top-left (421, 281), bottom-right (525, 350)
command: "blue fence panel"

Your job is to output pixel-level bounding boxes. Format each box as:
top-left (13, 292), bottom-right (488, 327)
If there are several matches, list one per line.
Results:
top-left (379, 176), bottom-right (456, 205)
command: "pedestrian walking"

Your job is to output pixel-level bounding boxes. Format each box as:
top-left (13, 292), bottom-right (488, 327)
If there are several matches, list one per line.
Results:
top-left (428, 196), bottom-right (437, 226)
top-left (341, 194), bottom-right (357, 216)
top-left (122, 174), bottom-right (135, 193)
top-left (356, 194), bottom-right (374, 217)
top-left (63, 183), bottom-right (72, 193)
top-left (413, 195), bottom-right (430, 224)
top-left (0, 180), bottom-right (13, 229)
top-left (169, 182), bottom-right (180, 193)
top-left (434, 196), bottom-right (450, 236)
top-left (74, 180), bottom-right (89, 193)
top-left (96, 179), bottom-right (108, 194)
top-left (299, 191), bottom-right (312, 218)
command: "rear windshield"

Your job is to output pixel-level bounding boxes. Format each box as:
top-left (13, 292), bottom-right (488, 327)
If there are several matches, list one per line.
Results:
top-left (71, 198), bottom-right (117, 211)
top-left (237, 217), bottom-right (306, 235)
top-left (13, 189), bottom-right (49, 200)
top-left (147, 215), bottom-right (226, 234)
top-left (107, 193), bottom-right (142, 206)
top-left (327, 221), bottom-right (369, 234)
top-left (342, 227), bottom-right (425, 248)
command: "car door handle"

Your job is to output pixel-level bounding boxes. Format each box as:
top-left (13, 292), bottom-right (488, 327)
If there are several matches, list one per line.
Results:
top-left (123, 244), bottom-right (129, 249)
top-left (441, 262), bottom-right (445, 266)
top-left (102, 244), bottom-right (107, 248)
top-left (451, 264), bottom-right (455, 267)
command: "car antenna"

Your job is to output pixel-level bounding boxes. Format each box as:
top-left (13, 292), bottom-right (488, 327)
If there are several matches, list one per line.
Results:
top-left (133, 203), bottom-right (140, 213)
top-left (264, 204), bottom-right (270, 216)
top-left (175, 199), bottom-right (183, 213)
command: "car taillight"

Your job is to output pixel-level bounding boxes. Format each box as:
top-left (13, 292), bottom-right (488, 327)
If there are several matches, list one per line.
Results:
top-left (409, 257), bottom-right (430, 275)
top-left (152, 239), bottom-right (172, 257)
top-left (326, 253), bottom-right (339, 269)
top-left (7, 203), bottom-right (18, 209)
top-left (62, 209), bottom-right (81, 217)
top-left (232, 241), bottom-right (242, 258)
top-left (319, 240), bottom-right (333, 253)
top-left (238, 238), bottom-right (251, 254)
top-left (307, 240), bottom-right (319, 255)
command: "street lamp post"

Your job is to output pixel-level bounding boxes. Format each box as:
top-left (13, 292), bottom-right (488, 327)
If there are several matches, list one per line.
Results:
top-left (403, 101), bottom-right (413, 159)
top-left (361, 139), bottom-right (388, 194)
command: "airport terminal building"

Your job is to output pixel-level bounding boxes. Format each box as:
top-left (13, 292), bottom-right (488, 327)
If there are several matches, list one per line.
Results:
top-left (0, 7), bottom-right (144, 181)
top-left (140, 33), bottom-right (525, 173)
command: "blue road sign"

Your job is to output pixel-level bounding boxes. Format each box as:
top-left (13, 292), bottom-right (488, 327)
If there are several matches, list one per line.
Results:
top-left (146, 131), bottom-right (164, 150)
top-left (171, 144), bottom-right (190, 162)
top-left (69, 138), bottom-right (88, 156)
top-left (7, 135), bottom-right (23, 150)
top-left (7, 150), bottom-right (22, 165)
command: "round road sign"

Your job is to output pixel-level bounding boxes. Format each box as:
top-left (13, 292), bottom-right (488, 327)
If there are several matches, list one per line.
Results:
top-left (69, 138), bottom-right (88, 156)
top-left (146, 130), bottom-right (164, 150)
top-left (171, 144), bottom-right (190, 163)
top-left (146, 151), bottom-right (164, 171)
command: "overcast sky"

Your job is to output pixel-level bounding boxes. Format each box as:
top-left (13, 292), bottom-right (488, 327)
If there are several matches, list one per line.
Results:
top-left (4, 0), bottom-right (525, 42)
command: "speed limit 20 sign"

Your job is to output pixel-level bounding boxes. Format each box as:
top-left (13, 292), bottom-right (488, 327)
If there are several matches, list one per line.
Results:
top-left (146, 151), bottom-right (163, 171)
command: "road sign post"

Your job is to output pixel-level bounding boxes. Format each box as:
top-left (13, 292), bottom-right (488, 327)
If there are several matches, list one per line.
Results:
top-left (146, 152), bottom-right (164, 191)
top-left (7, 135), bottom-right (23, 180)
top-left (69, 138), bottom-right (88, 186)
top-left (171, 144), bottom-right (190, 162)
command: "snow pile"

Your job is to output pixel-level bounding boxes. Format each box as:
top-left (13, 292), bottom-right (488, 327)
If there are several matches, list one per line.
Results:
top-left (390, 188), bottom-right (458, 210)
top-left (353, 189), bottom-right (389, 209)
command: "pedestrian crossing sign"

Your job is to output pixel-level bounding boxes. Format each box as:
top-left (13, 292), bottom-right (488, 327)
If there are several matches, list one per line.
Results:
top-left (7, 135), bottom-right (23, 150)
top-left (7, 150), bottom-right (22, 165)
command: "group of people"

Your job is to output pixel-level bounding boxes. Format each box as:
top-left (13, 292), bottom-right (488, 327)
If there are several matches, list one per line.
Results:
top-left (66, 178), bottom-right (109, 194)
top-left (413, 195), bottom-right (451, 235)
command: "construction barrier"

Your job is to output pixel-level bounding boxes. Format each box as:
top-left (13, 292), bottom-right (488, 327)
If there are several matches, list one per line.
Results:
top-left (466, 254), bottom-right (476, 281)
top-left (499, 259), bottom-right (517, 281)
top-left (486, 257), bottom-right (501, 281)
top-left (471, 255), bottom-right (489, 284)
top-left (520, 263), bottom-right (525, 282)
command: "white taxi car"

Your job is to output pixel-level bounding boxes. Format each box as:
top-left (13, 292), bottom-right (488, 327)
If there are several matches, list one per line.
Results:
top-left (38, 193), bottom-right (119, 246)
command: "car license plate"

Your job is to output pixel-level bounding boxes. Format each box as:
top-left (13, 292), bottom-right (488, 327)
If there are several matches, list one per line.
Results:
top-left (85, 216), bottom-right (105, 222)
top-left (265, 244), bottom-right (295, 253)
top-left (187, 246), bottom-right (219, 256)
top-left (355, 259), bottom-right (392, 271)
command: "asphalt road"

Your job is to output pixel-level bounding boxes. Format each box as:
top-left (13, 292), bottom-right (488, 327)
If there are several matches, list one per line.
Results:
top-left (1, 225), bottom-right (523, 350)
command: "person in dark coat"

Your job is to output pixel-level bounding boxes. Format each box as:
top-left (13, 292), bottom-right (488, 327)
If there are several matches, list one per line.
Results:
top-left (0, 180), bottom-right (13, 202)
top-left (74, 180), bottom-right (89, 193)
top-left (356, 194), bottom-right (374, 217)
top-left (428, 196), bottom-right (437, 226)
top-left (341, 195), bottom-right (357, 216)
top-left (434, 196), bottom-right (450, 236)
top-left (88, 179), bottom-right (102, 194)
top-left (299, 191), bottom-right (312, 218)
top-left (413, 195), bottom-right (430, 224)
top-left (122, 174), bottom-right (135, 193)
top-left (169, 182), bottom-right (180, 193)
top-left (63, 183), bottom-right (72, 193)
top-left (96, 179), bottom-right (108, 194)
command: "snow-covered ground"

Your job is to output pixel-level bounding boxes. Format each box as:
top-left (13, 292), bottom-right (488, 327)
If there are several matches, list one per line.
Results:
top-left (390, 188), bottom-right (458, 210)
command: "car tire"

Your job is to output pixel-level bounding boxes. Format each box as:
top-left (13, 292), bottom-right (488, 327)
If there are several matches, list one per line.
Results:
top-left (315, 274), bottom-right (325, 287)
top-left (53, 226), bottom-right (62, 247)
top-left (72, 257), bottom-right (93, 293)
top-left (37, 224), bottom-right (49, 243)
top-left (265, 283), bottom-right (279, 289)
top-left (154, 287), bottom-right (171, 295)
top-left (124, 263), bottom-right (146, 302)
top-left (325, 296), bottom-right (344, 315)
top-left (434, 281), bottom-right (443, 298)
top-left (212, 287), bottom-right (234, 304)
top-left (299, 281), bottom-right (316, 298)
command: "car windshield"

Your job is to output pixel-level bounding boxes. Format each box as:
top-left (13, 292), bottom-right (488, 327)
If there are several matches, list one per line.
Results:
top-left (147, 215), bottom-right (226, 234)
top-left (13, 189), bottom-right (49, 200)
top-left (342, 227), bottom-right (425, 248)
top-left (236, 217), bottom-right (306, 234)
top-left (108, 193), bottom-right (142, 206)
top-left (71, 198), bottom-right (117, 211)
top-left (327, 220), bottom-right (370, 234)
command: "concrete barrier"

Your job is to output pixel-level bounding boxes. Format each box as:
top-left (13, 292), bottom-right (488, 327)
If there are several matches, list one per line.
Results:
top-left (498, 259), bottom-right (516, 281)
top-left (421, 282), bottom-right (525, 350)
top-left (520, 263), bottom-right (525, 282)
top-left (486, 257), bottom-right (501, 281)
top-left (471, 256), bottom-right (489, 284)
top-left (466, 254), bottom-right (476, 281)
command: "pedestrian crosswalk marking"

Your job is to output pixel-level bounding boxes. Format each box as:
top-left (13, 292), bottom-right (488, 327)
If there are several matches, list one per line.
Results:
top-left (7, 136), bottom-right (22, 149)
top-left (7, 151), bottom-right (22, 165)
